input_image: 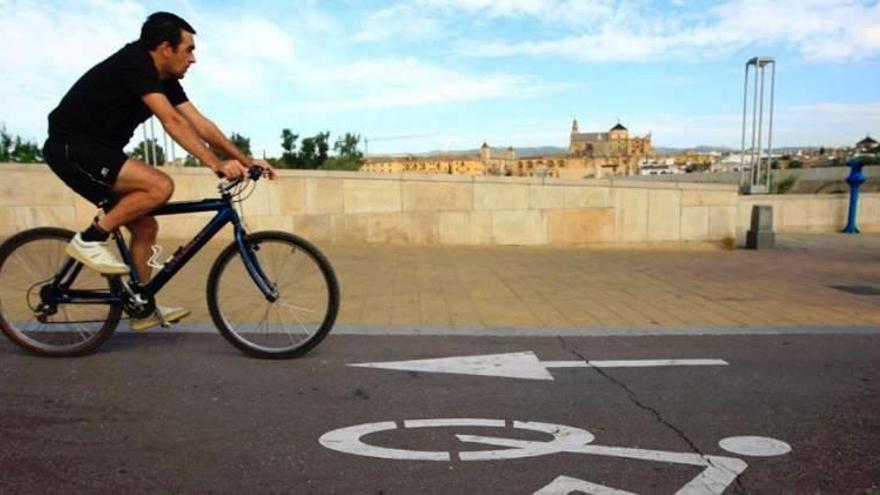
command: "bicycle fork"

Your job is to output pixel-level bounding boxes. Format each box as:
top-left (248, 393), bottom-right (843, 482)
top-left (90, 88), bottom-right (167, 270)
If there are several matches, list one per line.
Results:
top-left (235, 229), bottom-right (279, 302)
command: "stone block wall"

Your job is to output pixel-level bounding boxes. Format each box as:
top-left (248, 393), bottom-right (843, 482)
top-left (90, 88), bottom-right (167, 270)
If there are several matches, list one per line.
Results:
top-left (0, 163), bottom-right (791, 248)
top-left (737, 193), bottom-right (880, 236)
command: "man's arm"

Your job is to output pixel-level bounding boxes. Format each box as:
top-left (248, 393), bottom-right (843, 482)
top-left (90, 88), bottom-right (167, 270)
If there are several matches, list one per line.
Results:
top-left (142, 93), bottom-right (249, 179)
top-left (175, 101), bottom-right (275, 178)
top-left (176, 102), bottom-right (249, 164)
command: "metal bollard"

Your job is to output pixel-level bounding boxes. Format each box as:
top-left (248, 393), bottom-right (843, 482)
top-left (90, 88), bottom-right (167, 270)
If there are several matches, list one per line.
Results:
top-left (842, 157), bottom-right (865, 234)
top-left (746, 205), bottom-right (775, 249)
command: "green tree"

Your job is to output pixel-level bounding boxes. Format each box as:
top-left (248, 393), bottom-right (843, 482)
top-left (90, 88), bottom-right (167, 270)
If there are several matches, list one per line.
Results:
top-left (278, 130), bottom-right (330, 169)
top-left (276, 130), bottom-right (362, 170)
top-left (11, 137), bottom-right (42, 163)
top-left (230, 132), bottom-right (251, 157)
top-left (132, 138), bottom-right (166, 165)
top-left (0, 126), bottom-right (42, 163)
top-left (214, 132), bottom-right (252, 160)
top-left (0, 126), bottom-right (12, 162)
top-left (183, 154), bottom-right (200, 167)
top-left (317, 132), bottom-right (330, 165)
top-left (298, 132), bottom-right (330, 169)
top-left (323, 133), bottom-right (365, 171)
top-left (772, 173), bottom-right (798, 194)
top-left (298, 136), bottom-right (317, 168)
top-left (279, 129), bottom-right (299, 168)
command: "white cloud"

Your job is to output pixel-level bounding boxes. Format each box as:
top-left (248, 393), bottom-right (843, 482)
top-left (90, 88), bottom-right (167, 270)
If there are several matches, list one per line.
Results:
top-left (789, 102), bottom-right (880, 114)
top-left (291, 56), bottom-right (570, 112)
top-left (632, 101), bottom-right (880, 147)
top-left (187, 15), bottom-right (299, 95)
top-left (416, 0), bottom-right (617, 24)
top-left (3, 0), bottom-right (875, 154)
top-left (0, 1), bottom-right (307, 138)
top-left (453, 0), bottom-right (880, 62)
top-left (355, 4), bottom-right (447, 42)
top-left (0, 1), bottom-right (148, 137)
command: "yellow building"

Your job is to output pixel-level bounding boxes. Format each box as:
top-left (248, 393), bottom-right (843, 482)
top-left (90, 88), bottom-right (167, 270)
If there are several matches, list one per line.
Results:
top-left (360, 154), bottom-right (486, 175)
top-left (570, 120), bottom-right (651, 157)
top-left (362, 119), bottom-right (653, 179)
top-left (362, 141), bottom-right (514, 176)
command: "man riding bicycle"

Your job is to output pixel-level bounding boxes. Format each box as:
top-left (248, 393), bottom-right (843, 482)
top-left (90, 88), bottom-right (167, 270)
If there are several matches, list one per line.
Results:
top-left (43, 12), bottom-right (275, 331)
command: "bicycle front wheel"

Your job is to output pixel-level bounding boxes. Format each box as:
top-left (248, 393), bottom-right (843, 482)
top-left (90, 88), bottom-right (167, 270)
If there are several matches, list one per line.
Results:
top-left (0, 227), bottom-right (121, 357)
top-left (206, 231), bottom-right (340, 359)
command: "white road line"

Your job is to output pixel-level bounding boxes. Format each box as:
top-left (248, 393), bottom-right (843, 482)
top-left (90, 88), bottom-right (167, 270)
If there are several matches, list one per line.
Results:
top-left (543, 359), bottom-right (729, 368)
top-left (351, 352), bottom-right (729, 380)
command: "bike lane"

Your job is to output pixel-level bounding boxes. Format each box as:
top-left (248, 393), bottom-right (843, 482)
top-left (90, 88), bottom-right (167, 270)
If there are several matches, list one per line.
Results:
top-left (0, 332), bottom-right (878, 493)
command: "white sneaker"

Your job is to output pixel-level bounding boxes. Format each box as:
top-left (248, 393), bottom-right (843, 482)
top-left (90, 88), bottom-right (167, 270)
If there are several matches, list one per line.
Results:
top-left (131, 305), bottom-right (191, 331)
top-left (66, 233), bottom-right (129, 275)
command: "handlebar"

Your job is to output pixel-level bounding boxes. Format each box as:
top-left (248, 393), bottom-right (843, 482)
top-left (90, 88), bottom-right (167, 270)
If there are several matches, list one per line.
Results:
top-left (217, 165), bottom-right (266, 193)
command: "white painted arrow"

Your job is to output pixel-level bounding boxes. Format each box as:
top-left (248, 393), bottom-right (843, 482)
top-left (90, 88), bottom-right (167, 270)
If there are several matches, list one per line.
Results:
top-left (533, 475), bottom-right (637, 495)
top-left (349, 352), bottom-right (728, 381)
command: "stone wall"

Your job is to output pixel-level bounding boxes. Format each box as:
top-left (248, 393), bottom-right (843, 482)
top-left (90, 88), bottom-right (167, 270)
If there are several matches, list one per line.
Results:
top-left (738, 193), bottom-right (880, 236)
top-left (616, 165), bottom-right (880, 194)
top-left (1, 164), bottom-right (741, 247)
top-left (616, 165), bottom-right (880, 184)
top-left (3, 164), bottom-right (876, 247)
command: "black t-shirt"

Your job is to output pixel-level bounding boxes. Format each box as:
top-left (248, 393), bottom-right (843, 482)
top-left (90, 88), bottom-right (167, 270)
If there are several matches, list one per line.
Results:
top-left (48, 41), bottom-right (189, 150)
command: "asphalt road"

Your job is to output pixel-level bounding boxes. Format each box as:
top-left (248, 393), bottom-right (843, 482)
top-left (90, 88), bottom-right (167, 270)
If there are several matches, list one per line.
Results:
top-left (1, 331), bottom-right (878, 494)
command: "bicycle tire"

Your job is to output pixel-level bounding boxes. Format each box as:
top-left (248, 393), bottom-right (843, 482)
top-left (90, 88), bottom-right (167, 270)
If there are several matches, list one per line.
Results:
top-left (206, 230), bottom-right (340, 359)
top-left (0, 227), bottom-right (121, 357)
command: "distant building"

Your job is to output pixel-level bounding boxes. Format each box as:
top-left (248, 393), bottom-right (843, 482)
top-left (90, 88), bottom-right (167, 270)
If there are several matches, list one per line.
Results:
top-left (361, 154), bottom-right (486, 175)
top-left (856, 135), bottom-right (878, 153)
top-left (362, 119), bottom-right (653, 179)
top-left (570, 120), bottom-right (652, 159)
top-left (712, 154), bottom-right (748, 173)
top-left (638, 157), bottom-right (684, 175)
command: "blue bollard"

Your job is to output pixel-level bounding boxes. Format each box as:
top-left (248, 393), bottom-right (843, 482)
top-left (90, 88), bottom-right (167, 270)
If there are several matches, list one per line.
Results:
top-left (842, 157), bottom-right (866, 234)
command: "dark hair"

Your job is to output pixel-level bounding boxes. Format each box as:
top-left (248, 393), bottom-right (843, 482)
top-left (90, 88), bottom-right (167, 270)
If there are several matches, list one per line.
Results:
top-left (139, 12), bottom-right (196, 50)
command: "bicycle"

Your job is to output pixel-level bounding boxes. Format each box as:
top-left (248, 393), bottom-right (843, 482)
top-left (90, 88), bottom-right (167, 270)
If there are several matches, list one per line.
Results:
top-left (0, 166), bottom-right (340, 359)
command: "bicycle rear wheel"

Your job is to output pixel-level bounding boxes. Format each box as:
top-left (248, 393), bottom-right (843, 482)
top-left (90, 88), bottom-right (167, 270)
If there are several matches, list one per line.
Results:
top-left (206, 231), bottom-right (340, 359)
top-left (0, 227), bottom-right (121, 357)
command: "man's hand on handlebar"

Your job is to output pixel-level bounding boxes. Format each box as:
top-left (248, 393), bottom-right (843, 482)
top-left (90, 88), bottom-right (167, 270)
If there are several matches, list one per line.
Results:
top-left (217, 159), bottom-right (250, 180)
top-left (250, 159), bottom-right (276, 180)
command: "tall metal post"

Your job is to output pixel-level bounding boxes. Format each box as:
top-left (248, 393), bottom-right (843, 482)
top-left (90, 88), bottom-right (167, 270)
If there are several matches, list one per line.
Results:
top-left (141, 123), bottom-right (150, 164)
top-left (739, 66), bottom-right (749, 186)
top-left (739, 57), bottom-right (776, 194)
top-left (766, 62), bottom-right (776, 191)
top-left (162, 128), bottom-right (169, 166)
top-left (148, 117), bottom-right (158, 167)
top-left (750, 66), bottom-right (759, 186)
top-left (755, 66), bottom-right (765, 186)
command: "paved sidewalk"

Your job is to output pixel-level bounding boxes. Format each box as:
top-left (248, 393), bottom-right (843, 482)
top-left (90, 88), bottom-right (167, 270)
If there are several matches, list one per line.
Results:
top-left (155, 233), bottom-right (880, 332)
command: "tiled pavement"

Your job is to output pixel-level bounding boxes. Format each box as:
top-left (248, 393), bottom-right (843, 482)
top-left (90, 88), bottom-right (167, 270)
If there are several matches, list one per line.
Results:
top-left (155, 233), bottom-right (880, 331)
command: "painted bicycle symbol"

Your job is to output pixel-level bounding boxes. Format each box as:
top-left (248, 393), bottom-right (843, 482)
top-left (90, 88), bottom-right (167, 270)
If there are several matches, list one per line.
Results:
top-left (319, 418), bottom-right (791, 494)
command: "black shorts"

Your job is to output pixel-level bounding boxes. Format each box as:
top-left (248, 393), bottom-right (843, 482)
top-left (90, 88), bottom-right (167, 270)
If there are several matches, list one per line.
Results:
top-left (43, 136), bottom-right (127, 206)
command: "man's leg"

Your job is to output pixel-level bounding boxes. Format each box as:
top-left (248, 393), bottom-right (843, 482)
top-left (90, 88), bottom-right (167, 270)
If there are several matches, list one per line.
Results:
top-left (67, 159), bottom-right (174, 275)
top-left (100, 160), bottom-right (189, 329)
top-left (99, 159), bottom-right (174, 232)
top-left (100, 159), bottom-right (173, 281)
top-left (126, 216), bottom-right (159, 283)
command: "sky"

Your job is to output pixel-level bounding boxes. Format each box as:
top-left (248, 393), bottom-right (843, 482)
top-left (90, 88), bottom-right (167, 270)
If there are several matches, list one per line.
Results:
top-left (1, 0), bottom-right (879, 157)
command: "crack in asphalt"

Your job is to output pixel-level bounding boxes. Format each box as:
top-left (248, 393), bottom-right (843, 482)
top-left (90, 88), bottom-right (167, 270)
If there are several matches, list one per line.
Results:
top-left (557, 336), bottom-right (748, 495)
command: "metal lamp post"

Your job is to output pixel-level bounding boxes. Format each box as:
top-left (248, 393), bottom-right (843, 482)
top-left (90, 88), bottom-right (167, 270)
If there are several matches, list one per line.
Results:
top-left (739, 57), bottom-right (776, 194)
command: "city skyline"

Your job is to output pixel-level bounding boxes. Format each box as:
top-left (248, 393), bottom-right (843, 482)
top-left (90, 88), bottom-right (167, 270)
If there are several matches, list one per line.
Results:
top-left (1, 0), bottom-right (878, 157)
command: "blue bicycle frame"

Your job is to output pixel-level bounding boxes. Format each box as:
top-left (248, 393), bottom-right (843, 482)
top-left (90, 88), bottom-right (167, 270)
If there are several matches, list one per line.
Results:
top-left (48, 183), bottom-right (278, 307)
